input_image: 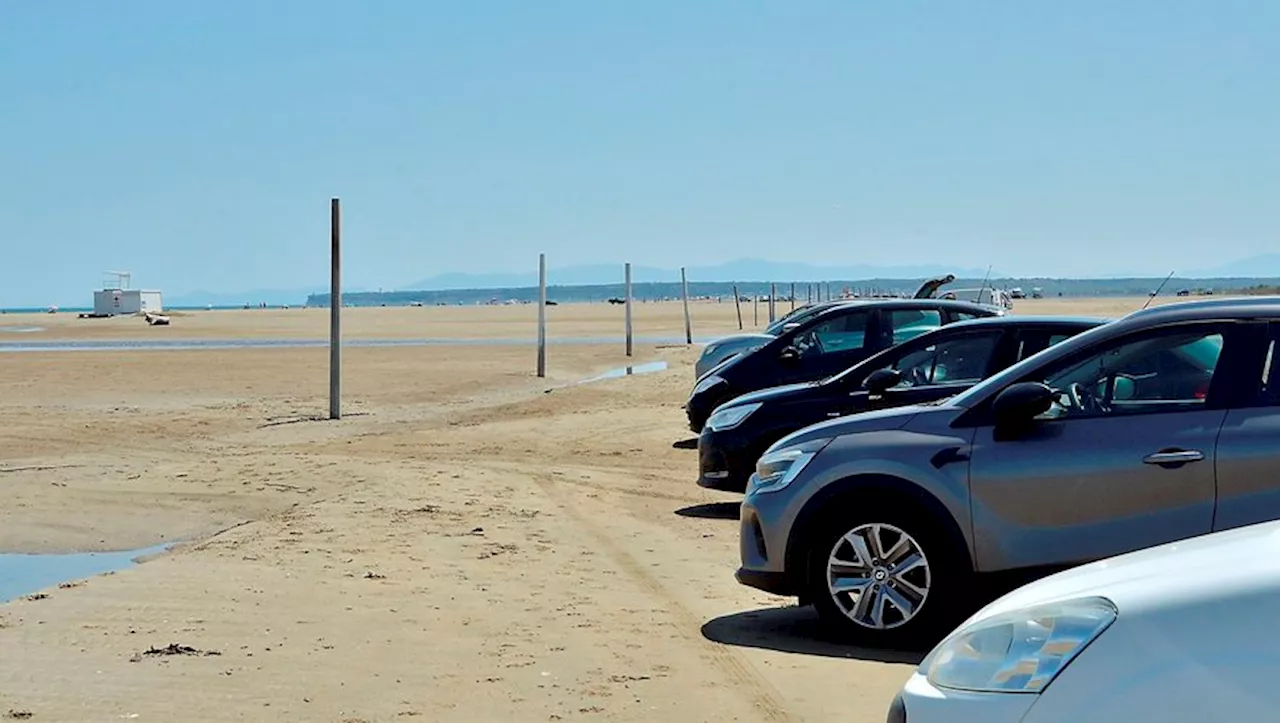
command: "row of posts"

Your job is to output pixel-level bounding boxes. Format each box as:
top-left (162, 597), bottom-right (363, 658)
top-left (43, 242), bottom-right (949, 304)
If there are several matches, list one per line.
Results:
top-left (534, 258), bottom-right (842, 378)
top-left (326, 203), bottom-right (843, 412)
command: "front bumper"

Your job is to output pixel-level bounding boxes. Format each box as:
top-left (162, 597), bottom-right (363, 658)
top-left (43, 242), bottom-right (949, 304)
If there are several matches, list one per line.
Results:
top-left (696, 428), bottom-right (757, 493)
top-left (892, 673), bottom-right (1038, 722)
top-left (735, 481), bottom-right (798, 597)
top-left (734, 567), bottom-right (796, 596)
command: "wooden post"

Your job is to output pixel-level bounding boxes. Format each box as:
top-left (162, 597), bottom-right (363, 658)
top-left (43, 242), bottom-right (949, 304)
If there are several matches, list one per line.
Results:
top-left (680, 267), bottom-right (692, 345)
top-left (537, 253), bottom-right (547, 377)
top-left (733, 284), bottom-right (743, 330)
top-left (753, 292), bottom-right (759, 326)
top-left (768, 283), bottom-right (776, 323)
top-left (624, 262), bottom-right (633, 357)
top-left (808, 283), bottom-right (813, 303)
top-left (328, 198), bottom-right (341, 420)
top-left (790, 282), bottom-right (796, 312)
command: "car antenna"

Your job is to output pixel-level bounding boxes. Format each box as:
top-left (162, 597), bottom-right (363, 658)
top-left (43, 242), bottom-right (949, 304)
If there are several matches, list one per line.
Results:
top-left (1142, 270), bottom-right (1176, 309)
top-left (977, 264), bottom-right (993, 304)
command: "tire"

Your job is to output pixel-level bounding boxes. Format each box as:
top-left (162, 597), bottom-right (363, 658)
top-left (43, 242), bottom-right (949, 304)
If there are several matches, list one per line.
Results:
top-left (804, 500), bottom-right (973, 649)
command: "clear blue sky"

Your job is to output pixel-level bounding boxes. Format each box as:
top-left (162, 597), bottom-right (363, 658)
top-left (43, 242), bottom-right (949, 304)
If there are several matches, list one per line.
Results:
top-left (2, 0), bottom-right (1276, 306)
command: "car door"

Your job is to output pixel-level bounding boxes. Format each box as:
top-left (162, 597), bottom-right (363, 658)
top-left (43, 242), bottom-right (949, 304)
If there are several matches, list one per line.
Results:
top-left (964, 322), bottom-right (1238, 573)
top-left (782, 307), bottom-right (878, 382)
top-left (1213, 320), bottom-right (1280, 531)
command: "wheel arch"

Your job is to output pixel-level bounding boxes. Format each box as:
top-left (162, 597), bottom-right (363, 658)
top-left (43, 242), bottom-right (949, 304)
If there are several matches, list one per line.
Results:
top-left (784, 473), bottom-right (973, 592)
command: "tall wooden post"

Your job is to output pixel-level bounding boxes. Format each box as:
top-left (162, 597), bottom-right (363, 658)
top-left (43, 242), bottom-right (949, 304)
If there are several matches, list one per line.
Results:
top-left (328, 198), bottom-right (341, 420)
top-left (733, 284), bottom-right (743, 330)
top-left (680, 267), bottom-right (692, 344)
top-left (768, 283), bottom-right (776, 323)
top-left (790, 282), bottom-right (796, 312)
top-left (624, 262), bottom-right (633, 356)
top-left (537, 253), bottom-right (547, 377)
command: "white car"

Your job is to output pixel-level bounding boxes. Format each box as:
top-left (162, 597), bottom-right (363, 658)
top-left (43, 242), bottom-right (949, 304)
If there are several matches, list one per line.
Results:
top-left (888, 519), bottom-right (1280, 722)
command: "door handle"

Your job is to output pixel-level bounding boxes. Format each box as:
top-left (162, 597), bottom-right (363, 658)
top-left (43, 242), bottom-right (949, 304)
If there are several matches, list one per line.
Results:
top-left (1143, 449), bottom-right (1205, 467)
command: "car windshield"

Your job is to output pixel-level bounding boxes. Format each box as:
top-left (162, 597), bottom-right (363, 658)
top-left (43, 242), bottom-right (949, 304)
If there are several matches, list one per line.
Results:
top-left (764, 303), bottom-right (824, 334)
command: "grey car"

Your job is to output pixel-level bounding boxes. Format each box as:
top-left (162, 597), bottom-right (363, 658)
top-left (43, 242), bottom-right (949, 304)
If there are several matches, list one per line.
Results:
top-left (737, 296), bottom-right (1280, 647)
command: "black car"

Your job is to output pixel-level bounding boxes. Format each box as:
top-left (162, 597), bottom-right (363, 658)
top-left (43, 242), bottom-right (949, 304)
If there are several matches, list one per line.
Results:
top-left (696, 315), bottom-right (1107, 491)
top-left (684, 299), bottom-right (1003, 432)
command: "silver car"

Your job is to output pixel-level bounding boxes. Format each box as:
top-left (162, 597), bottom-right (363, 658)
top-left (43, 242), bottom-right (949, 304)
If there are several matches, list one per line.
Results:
top-left (737, 296), bottom-right (1280, 647)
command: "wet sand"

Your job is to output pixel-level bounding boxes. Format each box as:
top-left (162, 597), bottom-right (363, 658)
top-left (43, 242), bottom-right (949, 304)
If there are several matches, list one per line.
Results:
top-left (0, 297), bottom-right (1200, 721)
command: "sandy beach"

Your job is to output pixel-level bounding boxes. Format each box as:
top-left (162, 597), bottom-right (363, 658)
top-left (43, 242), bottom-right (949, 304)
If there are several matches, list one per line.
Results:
top-left (0, 297), bottom-right (1188, 721)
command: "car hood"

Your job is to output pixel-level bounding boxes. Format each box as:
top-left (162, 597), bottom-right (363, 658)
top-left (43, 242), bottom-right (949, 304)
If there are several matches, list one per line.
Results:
top-left (971, 520), bottom-right (1280, 622)
top-left (764, 403), bottom-right (951, 454)
top-left (720, 380), bottom-right (824, 408)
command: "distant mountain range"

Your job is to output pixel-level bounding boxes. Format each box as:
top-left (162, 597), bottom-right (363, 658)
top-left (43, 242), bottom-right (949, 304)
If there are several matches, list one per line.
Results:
top-left (403, 259), bottom-right (1000, 290)
top-left (164, 254), bottom-right (1280, 307)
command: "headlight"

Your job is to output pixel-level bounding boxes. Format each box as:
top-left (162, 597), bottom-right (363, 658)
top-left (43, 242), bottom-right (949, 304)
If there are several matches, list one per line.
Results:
top-left (922, 596), bottom-right (1117, 694)
top-left (693, 374), bottom-right (725, 396)
top-left (706, 403), bottom-right (761, 432)
top-left (748, 438), bottom-right (830, 494)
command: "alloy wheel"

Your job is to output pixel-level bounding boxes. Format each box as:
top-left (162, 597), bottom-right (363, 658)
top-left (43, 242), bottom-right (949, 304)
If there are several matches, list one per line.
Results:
top-left (826, 522), bottom-right (931, 630)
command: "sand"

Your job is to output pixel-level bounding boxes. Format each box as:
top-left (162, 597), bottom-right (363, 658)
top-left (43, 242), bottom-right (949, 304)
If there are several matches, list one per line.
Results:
top-left (0, 296), bottom-right (1198, 721)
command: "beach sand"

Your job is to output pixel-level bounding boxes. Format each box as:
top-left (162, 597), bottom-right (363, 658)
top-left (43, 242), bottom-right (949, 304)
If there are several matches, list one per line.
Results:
top-left (0, 297), bottom-right (1192, 721)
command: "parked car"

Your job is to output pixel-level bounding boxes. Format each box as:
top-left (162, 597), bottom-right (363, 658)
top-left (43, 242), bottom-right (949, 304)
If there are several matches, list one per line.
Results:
top-left (889, 518), bottom-right (1280, 723)
top-left (736, 296), bottom-right (1280, 647)
top-left (940, 287), bottom-right (1014, 311)
top-left (697, 316), bottom-right (1104, 492)
top-left (685, 299), bottom-right (1002, 432)
top-left (694, 276), bottom-right (967, 379)
top-left (695, 300), bottom-right (856, 379)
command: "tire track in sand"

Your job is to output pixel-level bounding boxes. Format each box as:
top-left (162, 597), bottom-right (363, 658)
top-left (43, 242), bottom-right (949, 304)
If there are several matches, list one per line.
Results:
top-left (533, 471), bottom-right (797, 723)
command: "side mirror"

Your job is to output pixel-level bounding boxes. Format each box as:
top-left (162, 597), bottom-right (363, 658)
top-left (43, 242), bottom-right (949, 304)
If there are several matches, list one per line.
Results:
top-left (779, 346), bottom-right (800, 363)
top-left (864, 368), bottom-right (902, 394)
top-left (991, 382), bottom-right (1056, 426)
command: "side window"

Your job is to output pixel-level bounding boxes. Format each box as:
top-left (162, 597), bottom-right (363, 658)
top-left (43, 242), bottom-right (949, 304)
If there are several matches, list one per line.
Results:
top-left (888, 309), bottom-right (943, 344)
top-left (795, 312), bottom-right (870, 357)
top-left (891, 333), bottom-right (1001, 387)
top-left (1013, 331), bottom-right (1076, 363)
top-left (1036, 328), bottom-right (1224, 420)
top-left (1257, 324), bottom-right (1280, 405)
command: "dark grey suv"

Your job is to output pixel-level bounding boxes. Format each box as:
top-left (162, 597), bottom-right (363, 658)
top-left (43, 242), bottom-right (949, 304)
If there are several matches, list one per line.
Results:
top-left (736, 297), bottom-right (1280, 647)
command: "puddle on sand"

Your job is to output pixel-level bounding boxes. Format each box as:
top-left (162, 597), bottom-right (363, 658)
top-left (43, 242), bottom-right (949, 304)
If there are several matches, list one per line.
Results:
top-left (0, 543), bottom-right (171, 603)
top-left (579, 360), bottom-right (669, 384)
top-left (0, 326), bottom-right (44, 333)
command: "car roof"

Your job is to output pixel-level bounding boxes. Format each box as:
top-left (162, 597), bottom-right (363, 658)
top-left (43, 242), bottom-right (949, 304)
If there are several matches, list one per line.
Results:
top-left (1121, 295), bottom-right (1280, 324)
top-left (944, 315), bottom-right (1110, 329)
top-left (809, 298), bottom-right (1001, 317)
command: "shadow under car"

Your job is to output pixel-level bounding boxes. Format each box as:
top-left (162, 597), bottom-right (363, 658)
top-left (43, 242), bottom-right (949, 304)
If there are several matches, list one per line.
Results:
top-left (701, 605), bottom-right (927, 664)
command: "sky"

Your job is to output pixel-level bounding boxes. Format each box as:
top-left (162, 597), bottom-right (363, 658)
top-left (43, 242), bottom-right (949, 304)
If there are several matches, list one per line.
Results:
top-left (2, 0), bottom-right (1277, 306)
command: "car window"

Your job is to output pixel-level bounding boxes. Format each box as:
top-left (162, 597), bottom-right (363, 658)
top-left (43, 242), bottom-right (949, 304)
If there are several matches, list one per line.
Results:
top-left (1035, 329), bottom-right (1224, 420)
top-left (794, 311), bottom-right (871, 357)
top-left (890, 332), bottom-right (1000, 387)
top-left (888, 309), bottom-right (943, 344)
top-left (1254, 324), bottom-right (1280, 405)
top-left (1013, 330), bottom-right (1078, 363)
